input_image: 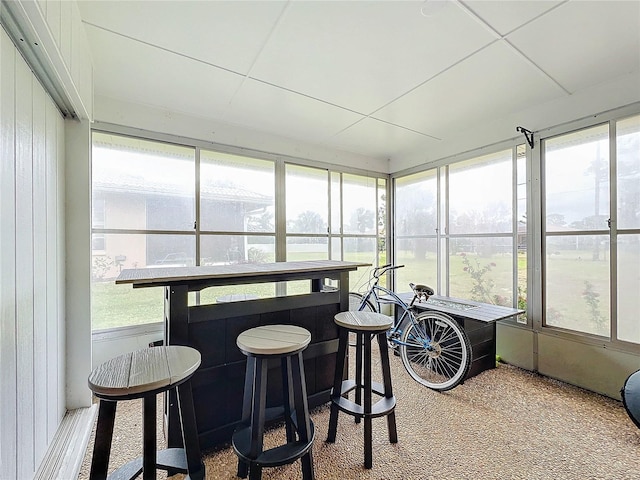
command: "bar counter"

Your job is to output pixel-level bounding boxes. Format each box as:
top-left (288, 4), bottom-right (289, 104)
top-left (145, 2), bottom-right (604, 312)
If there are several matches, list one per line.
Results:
top-left (116, 260), bottom-right (368, 450)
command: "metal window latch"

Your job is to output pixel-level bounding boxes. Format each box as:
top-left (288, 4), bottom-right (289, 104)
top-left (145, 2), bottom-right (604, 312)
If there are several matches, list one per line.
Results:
top-left (607, 218), bottom-right (611, 228)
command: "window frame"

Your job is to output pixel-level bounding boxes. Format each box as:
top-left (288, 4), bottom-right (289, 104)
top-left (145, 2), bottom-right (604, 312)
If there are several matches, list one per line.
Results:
top-left (392, 144), bottom-right (525, 321)
top-left (391, 103), bottom-right (640, 356)
top-left (90, 124), bottom-right (388, 332)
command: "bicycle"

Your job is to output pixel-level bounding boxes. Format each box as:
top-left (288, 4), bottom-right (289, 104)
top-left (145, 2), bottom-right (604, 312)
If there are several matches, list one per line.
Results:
top-left (349, 264), bottom-right (472, 391)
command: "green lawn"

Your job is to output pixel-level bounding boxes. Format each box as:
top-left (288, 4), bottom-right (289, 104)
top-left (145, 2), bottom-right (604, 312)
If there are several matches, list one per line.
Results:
top-left (92, 251), bottom-right (381, 331)
top-left (93, 250), bottom-right (531, 331)
top-left (545, 250), bottom-right (610, 336)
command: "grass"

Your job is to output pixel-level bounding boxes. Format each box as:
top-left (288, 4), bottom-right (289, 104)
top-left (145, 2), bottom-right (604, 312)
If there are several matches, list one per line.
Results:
top-left (91, 252), bottom-right (382, 331)
top-left (93, 247), bottom-right (623, 337)
top-left (545, 249), bottom-right (610, 336)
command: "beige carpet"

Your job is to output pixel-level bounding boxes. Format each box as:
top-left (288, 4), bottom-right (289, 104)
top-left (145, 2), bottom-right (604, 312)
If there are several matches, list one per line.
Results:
top-left (78, 355), bottom-right (640, 480)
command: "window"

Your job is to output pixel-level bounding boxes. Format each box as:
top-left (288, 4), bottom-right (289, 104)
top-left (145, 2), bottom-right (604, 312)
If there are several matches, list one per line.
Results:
top-left (341, 174), bottom-right (384, 288)
top-left (394, 147), bottom-right (523, 311)
top-left (616, 115), bottom-right (640, 344)
top-left (516, 144), bottom-right (527, 321)
top-left (92, 197), bottom-right (106, 252)
top-left (543, 125), bottom-right (610, 337)
top-left (448, 151), bottom-right (514, 306)
top-left (395, 170), bottom-right (438, 291)
top-left (284, 165), bottom-right (386, 292)
top-left (91, 133), bottom-right (196, 330)
top-left (200, 150), bottom-right (275, 268)
top-left (91, 131), bottom-right (387, 331)
top-left (285, 164), bottom-right (329, 261)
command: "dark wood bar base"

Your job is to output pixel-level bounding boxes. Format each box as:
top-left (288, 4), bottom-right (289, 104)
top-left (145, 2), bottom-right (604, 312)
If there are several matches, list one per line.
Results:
top-left (116, 260), bottom-right (367, 451)
top-left (393, 293), bottom-right (524, 381)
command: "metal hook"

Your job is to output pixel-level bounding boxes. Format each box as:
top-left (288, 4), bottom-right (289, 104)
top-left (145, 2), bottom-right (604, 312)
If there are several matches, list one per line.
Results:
top-left (516, 126), bottom-right (534, 149)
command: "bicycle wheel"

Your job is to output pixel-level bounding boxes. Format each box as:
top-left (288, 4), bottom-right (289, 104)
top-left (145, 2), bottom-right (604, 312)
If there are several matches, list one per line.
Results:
top-left (349, 292), bottom-right (377, 312)
top-left (399, 311), bottom-right (471, 391)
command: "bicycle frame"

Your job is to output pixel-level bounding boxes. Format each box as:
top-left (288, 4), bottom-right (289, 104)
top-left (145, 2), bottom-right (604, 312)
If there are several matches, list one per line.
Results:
top-left (351, 264), bottom-right (473, 391)
top-left (354, 265), bottom-right (417, 344)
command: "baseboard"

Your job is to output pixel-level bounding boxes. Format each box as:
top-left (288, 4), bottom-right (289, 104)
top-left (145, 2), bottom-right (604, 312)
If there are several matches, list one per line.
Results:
top-left (34, 405), bottom-right (98, 480)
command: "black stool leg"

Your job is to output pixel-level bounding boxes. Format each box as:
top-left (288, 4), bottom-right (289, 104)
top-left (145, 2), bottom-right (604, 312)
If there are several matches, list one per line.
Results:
top-left (282, 356), bottom-right (295, 443)
top-left (142, 395), bottom-right (157, 480)
top-left (89, 399), bottom-right (117, 480)
top-left (238, 356), bottom-right (256, 478)
top-left (364, 333), bottom-right (373, 469)
top-left (327, 328), bottom-right (349, 443)
top-left (177, 379), bottom-right (206, 480)
top-left (377, 332), bottom-right (398, 443)
top-left (248, 357), bottom-right (268, 480)
top-left (292, 352), bottom-right (315, 480)
top-left (354, 331), bottom-right (363, 424)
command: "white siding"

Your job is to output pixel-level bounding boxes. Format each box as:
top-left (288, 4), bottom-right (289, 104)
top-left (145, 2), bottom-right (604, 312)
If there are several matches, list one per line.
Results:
top-left (32, 76), bottom-right (49, 471)
top-left (0, 26), bottom-right (66, 479)
top-left (0, 23), bottom-right (18, 479)
top-left (15, 53), bottom-right (36, 480)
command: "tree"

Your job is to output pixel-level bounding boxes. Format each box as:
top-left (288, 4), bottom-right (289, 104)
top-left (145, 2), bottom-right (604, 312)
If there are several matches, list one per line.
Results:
top-left (349, 207), bottom-right (374, 233)
top-left (547, 213), bottom-right (567, 227)
top-left (247, 210), bottom-right (274, 232)
top-left (289, 211), bottom-right (326, 243)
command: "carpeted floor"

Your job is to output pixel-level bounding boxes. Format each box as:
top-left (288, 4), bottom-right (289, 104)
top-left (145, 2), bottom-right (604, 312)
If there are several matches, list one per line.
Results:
top-left (78, 353), bottom-right (640, 480)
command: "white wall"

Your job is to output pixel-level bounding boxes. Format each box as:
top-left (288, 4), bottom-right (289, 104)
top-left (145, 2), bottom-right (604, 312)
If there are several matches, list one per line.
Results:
top-left (94, 95), bottom-right (389, 174)
top-left (64, 117), bottom-right (92, 409)
top-left (0, 0), bottom-right (94, 476)
top-left (0, 25), bottom-right (66, 479)
top-left (497, 323), bottom-right (640, 400)
top-left (95, 68), bottom-right (640, 177)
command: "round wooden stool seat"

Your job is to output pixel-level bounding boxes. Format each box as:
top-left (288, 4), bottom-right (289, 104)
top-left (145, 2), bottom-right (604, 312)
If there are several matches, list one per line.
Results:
top-left (89, 345), bottom-right (200, 399)
top-left (237, 324), bottom-right (311, 356)
top-left (334, 311), bottom-right (393, 332)
top-left (233, 325), bottom-right (315, 480)
top-left (88, 346), bottom-right (205, 480)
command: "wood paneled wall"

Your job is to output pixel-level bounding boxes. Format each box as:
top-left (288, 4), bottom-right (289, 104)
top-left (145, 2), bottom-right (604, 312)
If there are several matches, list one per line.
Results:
top-left (0, 26), bottom-right (66, 479)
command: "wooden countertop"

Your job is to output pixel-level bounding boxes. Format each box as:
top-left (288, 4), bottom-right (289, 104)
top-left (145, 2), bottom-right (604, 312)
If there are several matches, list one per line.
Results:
top-left (116, 260), bottom-right (369, 288)
top-left (391, 292), bottom-right (524, 323)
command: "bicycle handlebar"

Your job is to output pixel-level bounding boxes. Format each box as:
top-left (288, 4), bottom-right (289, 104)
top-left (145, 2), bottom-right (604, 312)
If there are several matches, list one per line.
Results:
top-left (373, 264), bottom-right (404, 278)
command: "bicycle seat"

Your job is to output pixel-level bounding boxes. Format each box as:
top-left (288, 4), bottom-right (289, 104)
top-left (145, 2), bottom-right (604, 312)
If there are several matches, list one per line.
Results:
top-left (409, 282), bottom-right (434, 305)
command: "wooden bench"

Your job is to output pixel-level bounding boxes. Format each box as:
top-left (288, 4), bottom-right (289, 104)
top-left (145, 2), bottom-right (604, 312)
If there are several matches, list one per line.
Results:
top-left (392, 293), bottom-right (524, 380)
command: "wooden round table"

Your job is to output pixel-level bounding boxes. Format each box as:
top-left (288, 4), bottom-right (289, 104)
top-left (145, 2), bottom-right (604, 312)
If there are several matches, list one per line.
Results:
top-left (88, 345), bottom-right (205, 480)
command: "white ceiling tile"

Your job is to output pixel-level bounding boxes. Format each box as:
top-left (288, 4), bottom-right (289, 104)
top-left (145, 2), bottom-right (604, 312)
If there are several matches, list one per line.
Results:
top-left (78, 0), bottom-right (640, 171)
top-left (329, 118), bottom-right (440, 160)
top-left (223, 79), bottom-right (365, 143)
top-left (249, 1), bottom-right (495, 114)
top-left (86, 26), bottom-right (244, 119)
top-left (460, 0), bottom-right (564, 36)
top-left (507, 1), bottom-right (640, 93)
top-left (373, 41), bottom-right (565, 138)
top-left (78, 0), bottom-right (286, 73)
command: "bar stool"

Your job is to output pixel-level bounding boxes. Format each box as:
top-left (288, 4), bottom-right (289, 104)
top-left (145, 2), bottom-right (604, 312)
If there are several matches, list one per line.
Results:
top-left (233, 325), bottom-right (315, 480)
top-left (87, 346), bottom-right (205, 480)
top-left (326, 311), bottom-right (398, 469)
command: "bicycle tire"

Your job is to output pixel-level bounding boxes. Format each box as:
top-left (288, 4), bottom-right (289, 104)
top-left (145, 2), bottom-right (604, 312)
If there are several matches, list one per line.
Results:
top-left (349, 292), bottom-right (377, 312)
top-left (399, 310), bottom-right (471, 391)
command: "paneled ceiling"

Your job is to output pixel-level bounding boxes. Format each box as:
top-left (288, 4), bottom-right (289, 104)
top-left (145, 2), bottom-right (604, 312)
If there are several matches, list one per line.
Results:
top-left (78, 0), bottom-right (640, 172)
